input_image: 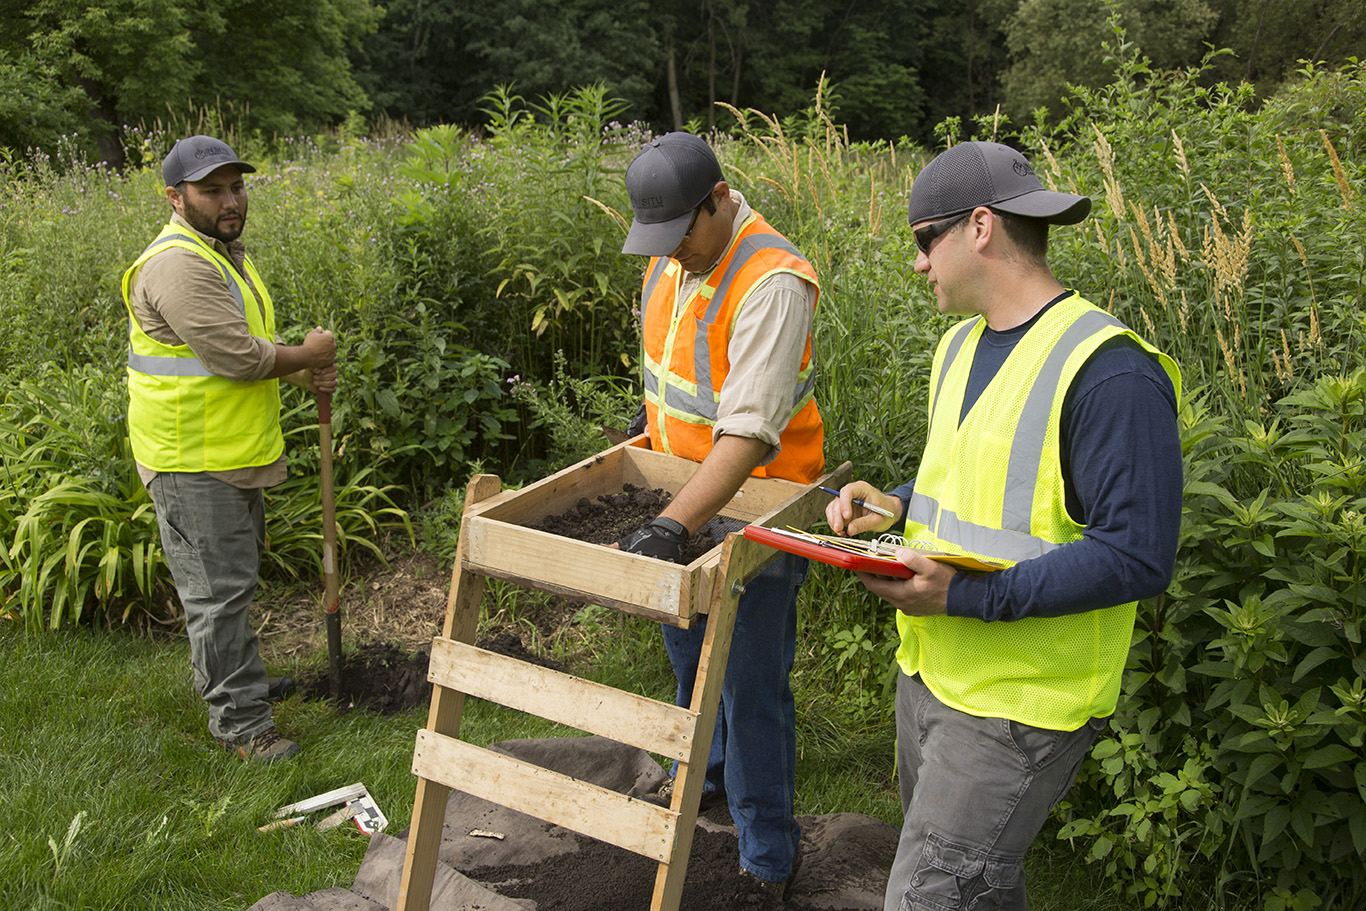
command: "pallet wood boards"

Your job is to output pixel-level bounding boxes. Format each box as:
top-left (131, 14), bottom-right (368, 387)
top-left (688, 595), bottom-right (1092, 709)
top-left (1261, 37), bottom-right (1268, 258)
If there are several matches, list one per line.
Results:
top-left (396, 452), bottom-right (853, 911)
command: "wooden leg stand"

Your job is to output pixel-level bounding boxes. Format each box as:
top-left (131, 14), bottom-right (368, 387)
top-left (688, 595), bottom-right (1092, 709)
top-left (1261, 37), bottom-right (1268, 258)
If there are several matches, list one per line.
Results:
top-left (396, 475), bottom-right (775, 911)
top-left (397, 474), bottom-right (500, 911)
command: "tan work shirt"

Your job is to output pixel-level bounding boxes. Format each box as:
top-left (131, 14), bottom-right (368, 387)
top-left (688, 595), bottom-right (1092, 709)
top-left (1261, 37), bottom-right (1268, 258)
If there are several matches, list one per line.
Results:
top-left (128, 212), bottom-right (286, 489)
top-left (674, 191), bottom-right (817, 466)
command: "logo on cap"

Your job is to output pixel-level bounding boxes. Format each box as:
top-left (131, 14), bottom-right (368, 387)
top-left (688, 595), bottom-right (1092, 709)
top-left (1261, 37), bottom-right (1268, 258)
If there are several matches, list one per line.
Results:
top-left (194, 143), bottom-right (231, 161)
top-left (1013, 160), bottom-right (1035, 178)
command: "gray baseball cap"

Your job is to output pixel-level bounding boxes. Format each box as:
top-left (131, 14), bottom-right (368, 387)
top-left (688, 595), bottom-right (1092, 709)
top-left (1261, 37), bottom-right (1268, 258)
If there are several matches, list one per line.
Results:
top-left (162, 135), bottom-right (257, 187)
top-left (907, 141), bottom-right (1090, 227)
top-left (622, 133), bottom-right (724, 256)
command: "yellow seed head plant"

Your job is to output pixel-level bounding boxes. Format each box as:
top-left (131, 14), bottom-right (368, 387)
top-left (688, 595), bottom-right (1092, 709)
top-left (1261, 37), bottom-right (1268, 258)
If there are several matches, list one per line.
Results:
top-left (1276, 134), bottom-right (1296, 190)
top-left (1092, 125), bottom-right (1125, 221)
top-left (1320, 130), bottom-right (1355, 209)
top-left (1172, 130), bottom-right (1189, 180)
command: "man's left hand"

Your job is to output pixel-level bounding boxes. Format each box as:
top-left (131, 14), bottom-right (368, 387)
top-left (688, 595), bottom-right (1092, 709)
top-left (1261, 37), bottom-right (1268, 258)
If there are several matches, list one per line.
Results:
top-left (309, 365), bottom-right (338, 395)
top-left (857, 549), bottom-right (955, 616)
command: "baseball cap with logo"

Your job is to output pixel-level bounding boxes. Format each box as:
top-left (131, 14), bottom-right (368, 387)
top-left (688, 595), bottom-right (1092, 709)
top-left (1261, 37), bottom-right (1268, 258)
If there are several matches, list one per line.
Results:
top-left (907, 141), bottom-right (1090, 227)
top-left (622, 133), bottom-right (724, 256)
top-left (162, 135), bottom-right (257, 187)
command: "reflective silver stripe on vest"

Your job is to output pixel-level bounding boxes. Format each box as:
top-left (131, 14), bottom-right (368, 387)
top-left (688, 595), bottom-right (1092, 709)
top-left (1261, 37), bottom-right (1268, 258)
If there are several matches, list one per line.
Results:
top-left (1000, 309), bottom-right (1122, 533)
top-left (909, 492), bottom-right (1061, 562)
top-left (930, 317), bottom-right (980, 429)
top-left (683, 235), bottom-right (807, 417)
top-left (127, 349), bottom-right (216, 377)
top-left (913, 307), bottom-right (1123, 561)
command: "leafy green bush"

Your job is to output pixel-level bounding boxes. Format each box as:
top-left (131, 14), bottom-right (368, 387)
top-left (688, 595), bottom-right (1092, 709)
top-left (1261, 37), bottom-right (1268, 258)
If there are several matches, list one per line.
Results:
top-left (0, 366), bottom-right (163, 628)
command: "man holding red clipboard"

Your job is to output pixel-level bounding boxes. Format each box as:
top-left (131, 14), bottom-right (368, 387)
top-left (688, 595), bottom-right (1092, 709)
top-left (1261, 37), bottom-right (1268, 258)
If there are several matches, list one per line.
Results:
top-left (826, 142), bottom-right (1182, 911)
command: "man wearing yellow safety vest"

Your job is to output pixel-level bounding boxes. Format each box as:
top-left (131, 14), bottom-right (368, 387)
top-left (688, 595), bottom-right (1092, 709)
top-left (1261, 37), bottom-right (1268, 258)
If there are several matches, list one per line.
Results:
top-left (825, 142), bottom-right (1182, 910)
top-left (617, 132), bottom-right (821, 902)
top-left (122, 135), bottom-right (337, 763)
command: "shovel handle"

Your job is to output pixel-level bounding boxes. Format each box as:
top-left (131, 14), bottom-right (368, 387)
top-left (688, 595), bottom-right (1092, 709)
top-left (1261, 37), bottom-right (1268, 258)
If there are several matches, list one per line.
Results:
top-left (319, 392), bottom-right (342, 700)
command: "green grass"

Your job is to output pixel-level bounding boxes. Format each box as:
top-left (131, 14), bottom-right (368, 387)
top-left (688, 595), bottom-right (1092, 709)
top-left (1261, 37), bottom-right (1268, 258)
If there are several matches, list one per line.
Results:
top-left (1, 586), bottom-right (1147, 911)
top-left (0, 619), bottom-right (562, 910)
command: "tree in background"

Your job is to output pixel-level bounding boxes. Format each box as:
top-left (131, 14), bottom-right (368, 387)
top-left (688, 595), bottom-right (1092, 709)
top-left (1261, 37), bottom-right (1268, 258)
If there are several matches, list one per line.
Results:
top-left (2, 0), bottom-right (195, 166)
top-left (0, 0), bottom-right (379, 168)
top-left (354, 0), bottom-right (661, 132)
top-left (999, 0), bottom-right (1218, 124)
top-left (6, 0), bottom-right (1366, 160)
top-left (1204, 0), bottom-right (1366, 95)
top-left (187, 0), bottom-right (379, 140)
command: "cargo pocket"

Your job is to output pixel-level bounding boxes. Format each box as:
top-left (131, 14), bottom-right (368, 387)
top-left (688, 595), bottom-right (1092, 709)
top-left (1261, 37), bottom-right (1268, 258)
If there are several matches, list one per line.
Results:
top-left (905, 832), bottom-right (1022, 911)
top-left (154, 507), bottom-right (212, 601)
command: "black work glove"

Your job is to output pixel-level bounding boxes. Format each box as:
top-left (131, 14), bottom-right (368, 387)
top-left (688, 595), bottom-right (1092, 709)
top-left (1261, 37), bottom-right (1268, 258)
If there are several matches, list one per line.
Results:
top-left (619, 516), bottom-right (689, 563)
top-left (625, 402), bottom-right (648, 438)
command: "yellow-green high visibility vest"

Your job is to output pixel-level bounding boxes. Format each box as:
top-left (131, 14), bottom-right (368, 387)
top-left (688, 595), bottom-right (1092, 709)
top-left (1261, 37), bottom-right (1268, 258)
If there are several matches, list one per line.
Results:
top-left (899, 293), bottom-right (1181, 731)
top-left (121, 223), bottom-right (284, 473)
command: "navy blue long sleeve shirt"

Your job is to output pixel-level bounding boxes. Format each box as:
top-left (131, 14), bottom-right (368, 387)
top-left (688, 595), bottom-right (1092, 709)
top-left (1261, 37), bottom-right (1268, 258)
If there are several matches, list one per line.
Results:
top-left (890, 295), bottom-right (1182, 622)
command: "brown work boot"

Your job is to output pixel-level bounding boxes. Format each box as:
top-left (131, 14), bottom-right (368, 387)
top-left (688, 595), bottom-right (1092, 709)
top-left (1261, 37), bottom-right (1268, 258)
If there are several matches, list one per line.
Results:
top-left (734, 850), bottom-right (802, 907)
top-left (219, 726), bottom-right (301, 764)
top-left (647, 777), bottom-right (727, 811)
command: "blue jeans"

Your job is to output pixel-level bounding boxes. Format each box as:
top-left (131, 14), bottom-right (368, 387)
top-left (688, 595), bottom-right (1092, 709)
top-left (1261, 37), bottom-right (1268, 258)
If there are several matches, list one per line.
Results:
top-left (883, 671), bottom-right (1106, 911)
top-left (662, 551), bottom-right (808, 882)
top-left (147, 472), bottom-right (272, 744)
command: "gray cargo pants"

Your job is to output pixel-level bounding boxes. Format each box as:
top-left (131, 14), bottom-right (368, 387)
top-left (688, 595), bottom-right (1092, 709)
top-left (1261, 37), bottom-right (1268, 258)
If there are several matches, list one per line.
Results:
top-left (883, 670), bottom-right (1106, 911)
top-left (147, 472), bottom-right (272, 745)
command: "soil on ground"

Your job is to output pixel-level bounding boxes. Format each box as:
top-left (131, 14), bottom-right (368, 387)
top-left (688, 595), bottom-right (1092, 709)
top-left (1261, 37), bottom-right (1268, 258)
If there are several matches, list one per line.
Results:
top-left (286, 484), bottom-right (722, 713)
top-left (468, 808), bottom-right (782, 911)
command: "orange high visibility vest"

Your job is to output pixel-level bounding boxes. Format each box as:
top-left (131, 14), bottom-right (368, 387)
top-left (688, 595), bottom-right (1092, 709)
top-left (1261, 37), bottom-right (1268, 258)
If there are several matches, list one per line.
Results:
top-left (639, 212), bottom-right (823, 483)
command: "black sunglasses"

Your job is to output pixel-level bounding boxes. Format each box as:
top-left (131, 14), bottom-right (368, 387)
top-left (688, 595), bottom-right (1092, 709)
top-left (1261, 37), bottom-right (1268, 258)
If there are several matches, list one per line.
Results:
top-left (914, 212), bottom-right (970, 255)
top-left (681, 203), bottom-right (703, 239)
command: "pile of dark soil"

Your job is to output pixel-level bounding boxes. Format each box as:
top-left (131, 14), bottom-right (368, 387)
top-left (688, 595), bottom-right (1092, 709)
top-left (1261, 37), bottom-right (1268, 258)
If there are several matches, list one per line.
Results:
top-left (297, 631), bottom-right (569, 714)
top-left (469, 818), bottom-right (777, 911)
top-left (297, 641), bottom-right (432, 714)
top-left (531, 483), bottom-right (720, 564)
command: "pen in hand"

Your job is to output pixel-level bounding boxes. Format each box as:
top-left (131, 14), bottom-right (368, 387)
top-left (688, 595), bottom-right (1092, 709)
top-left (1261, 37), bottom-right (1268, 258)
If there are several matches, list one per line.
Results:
top-left (819, 486), bottom-right (896, 519)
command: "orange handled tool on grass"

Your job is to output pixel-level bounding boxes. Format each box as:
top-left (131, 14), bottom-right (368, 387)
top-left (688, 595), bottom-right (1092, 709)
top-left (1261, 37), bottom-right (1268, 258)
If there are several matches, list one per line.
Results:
top-left (319, 391), bottom-right (342, 702)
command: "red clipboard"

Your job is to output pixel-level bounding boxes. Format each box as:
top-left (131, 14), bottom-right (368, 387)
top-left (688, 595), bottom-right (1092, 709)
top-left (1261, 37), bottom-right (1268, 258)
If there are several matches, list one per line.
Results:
top-left (742, 526), bottom-right (1005, 576)
top-left (742, 525), bottom-right (914, 577)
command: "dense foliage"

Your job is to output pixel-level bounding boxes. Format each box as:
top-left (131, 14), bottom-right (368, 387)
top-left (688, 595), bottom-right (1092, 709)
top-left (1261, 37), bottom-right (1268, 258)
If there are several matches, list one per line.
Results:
top-left (2, 36), bottom-right (1364, 909)
top-left (4, 0), bottom-right (1366, 161)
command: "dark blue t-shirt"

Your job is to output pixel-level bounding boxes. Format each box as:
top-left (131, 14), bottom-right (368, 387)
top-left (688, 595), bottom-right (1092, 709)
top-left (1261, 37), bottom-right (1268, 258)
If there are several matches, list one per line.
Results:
top-left (891, 294), bottom-right (1182, 621)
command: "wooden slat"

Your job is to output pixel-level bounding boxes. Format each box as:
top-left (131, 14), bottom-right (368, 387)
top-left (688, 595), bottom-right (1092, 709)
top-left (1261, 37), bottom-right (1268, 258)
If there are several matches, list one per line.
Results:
top-left (412, 731), bottom-right (679, 863)
top-left (398, 474), bottom-right (502, 911)
top-left (464, 519), bottom-right (698, 619)
top-left (428, 638), bottom-right (697, 760)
